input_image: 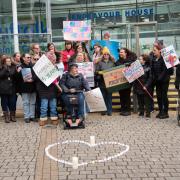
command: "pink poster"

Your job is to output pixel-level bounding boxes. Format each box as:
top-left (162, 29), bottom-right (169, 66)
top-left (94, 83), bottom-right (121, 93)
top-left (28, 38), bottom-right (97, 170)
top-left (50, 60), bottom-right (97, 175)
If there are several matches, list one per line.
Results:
top-left (63, 20), bottom-right (91, 41)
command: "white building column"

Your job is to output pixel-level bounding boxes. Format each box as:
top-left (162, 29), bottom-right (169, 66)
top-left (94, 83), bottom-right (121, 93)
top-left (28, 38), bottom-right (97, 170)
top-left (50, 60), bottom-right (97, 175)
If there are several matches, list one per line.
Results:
top-left (46, 0), bottom-right (52, 42)
top-left (12, 0), bottom-right (19, 52)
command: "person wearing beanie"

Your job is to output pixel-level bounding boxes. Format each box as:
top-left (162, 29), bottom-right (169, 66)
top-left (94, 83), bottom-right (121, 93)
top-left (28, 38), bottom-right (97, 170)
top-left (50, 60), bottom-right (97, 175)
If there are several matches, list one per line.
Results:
top-left (151, 44), bottom-right (174, 119)
top-left (95, 47), bottom-right (115, 116)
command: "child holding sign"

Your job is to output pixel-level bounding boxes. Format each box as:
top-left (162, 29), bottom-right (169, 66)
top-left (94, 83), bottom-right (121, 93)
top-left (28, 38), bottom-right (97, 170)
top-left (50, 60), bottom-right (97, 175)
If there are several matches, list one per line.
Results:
top-left (134, 54), bottom-right (152, 118)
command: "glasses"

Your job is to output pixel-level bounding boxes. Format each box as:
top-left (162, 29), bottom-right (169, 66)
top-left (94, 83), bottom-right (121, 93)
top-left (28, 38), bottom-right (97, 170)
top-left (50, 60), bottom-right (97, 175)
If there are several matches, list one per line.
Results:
top-left (34, 58), bottom-right (39, 61)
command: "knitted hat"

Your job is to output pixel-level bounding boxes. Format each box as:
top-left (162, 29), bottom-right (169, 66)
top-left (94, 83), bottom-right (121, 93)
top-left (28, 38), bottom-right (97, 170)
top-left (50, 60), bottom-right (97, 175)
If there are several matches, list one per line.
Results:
top-left (102, 46), bottom-right (110, 55)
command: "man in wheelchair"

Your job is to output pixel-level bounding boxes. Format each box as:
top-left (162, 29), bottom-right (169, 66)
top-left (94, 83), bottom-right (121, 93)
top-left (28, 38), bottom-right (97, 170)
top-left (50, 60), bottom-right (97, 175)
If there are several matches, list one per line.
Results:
top-left (60, 63), bottom-right (90, 127)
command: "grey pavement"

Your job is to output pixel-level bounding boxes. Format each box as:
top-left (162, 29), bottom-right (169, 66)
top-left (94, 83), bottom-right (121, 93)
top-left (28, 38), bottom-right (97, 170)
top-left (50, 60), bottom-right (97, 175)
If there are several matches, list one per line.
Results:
top-left (0, 112), bottom-right (180, 180)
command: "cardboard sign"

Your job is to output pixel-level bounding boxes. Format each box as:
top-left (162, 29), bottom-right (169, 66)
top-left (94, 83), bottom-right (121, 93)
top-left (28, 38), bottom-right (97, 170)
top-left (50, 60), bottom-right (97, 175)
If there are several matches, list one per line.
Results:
top-left (123, 60), bottom-right (144, 83)
top-left (21, 68), bottom-right (32, 82)
top-left (84, 88), bottom-right (107, 112)
top-left (102, 66), bottom-right (128, 90)
top-left (63, 20), bottom-right (91, 41)
top-left (161, 45), bottom-right (179, 69)
top-left (77, 62), bottom-right (94, 87)
top-left (33, 55), bottom-right (60, 86)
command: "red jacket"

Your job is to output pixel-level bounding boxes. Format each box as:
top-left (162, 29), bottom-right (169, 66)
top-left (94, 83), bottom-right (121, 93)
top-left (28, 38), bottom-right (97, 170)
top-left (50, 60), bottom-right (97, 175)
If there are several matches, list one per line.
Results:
top-left (60, 49), bottom-right (75, 71)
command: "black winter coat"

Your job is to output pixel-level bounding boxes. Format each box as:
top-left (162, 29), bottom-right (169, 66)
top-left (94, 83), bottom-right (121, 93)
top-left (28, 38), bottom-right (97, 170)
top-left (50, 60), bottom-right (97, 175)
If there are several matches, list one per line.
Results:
top-left (175, 63), bottom-right (180, 90)
top-left (17, 62), bottom-right (36, 93)
top-left (133, 64), bottom-right (152, 95)
top-left (0, 65), bottom-right (17, 95)
top-left (151, 56), bottom-right (174, 83)
top-left (60, 72), bottom-right (90, 92)
top-left (33, 72), bottom-right (58, 99)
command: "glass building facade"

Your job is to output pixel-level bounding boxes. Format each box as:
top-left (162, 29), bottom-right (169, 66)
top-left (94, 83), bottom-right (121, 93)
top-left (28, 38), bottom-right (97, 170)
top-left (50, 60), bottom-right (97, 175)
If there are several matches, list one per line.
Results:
top-left (0, 0), bottom-right (180, 55)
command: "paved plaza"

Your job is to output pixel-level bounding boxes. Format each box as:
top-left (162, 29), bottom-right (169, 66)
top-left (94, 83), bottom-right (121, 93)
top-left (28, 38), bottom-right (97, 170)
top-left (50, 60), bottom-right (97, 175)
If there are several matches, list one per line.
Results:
top-left (0, 112), bottom-right (180, 180)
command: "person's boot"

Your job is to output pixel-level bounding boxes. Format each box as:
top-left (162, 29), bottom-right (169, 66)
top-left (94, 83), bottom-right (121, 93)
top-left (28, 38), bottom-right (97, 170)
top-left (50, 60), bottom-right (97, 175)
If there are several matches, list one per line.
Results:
top-left (156, 111), bottom-right (163, 118)
top-left (51, 117), bottom-right (59, 125)
top-left (4, 111), bottom-right (10, 123)
top-left (159, 112), bottom-right (169, 119)
top-left (39, 117), bottom-right (48, 126)
top-left (10, 111), bottom-right (16, 122)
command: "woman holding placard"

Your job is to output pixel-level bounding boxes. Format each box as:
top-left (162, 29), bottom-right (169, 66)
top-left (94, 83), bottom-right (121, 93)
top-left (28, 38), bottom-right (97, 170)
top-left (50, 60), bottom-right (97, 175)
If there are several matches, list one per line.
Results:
top-left (115, 48), bottom-right (136, 116)
top-left (151, 44), bottom-right (173, 119)
top-left (95, 47), bottom-right (115, 116)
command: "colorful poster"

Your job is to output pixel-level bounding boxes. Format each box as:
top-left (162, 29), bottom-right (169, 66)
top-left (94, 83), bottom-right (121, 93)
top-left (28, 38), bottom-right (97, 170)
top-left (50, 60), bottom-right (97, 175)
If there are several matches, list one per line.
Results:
top-left (21, 68), bottom-right (32, 82)
top-left (123, 60), bottom-right (144, 83)
top-left (76, 62), bottom-right (94, 87)
top-left (161, 45), bottom-right (179, 69)
top-left (91, 40), bottom-right (120, 61)
top-left (63, 20), bottom-right (91, 41)
top-left (33, 55), bottom-right (60, 86)
top-left (84, 88), bottom-right (107, 112)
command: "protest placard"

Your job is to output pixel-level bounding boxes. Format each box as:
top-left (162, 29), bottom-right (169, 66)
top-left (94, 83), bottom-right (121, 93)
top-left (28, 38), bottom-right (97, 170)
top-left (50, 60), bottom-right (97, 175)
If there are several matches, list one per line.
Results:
top-left (84, 88), bottom-right (107, 112)
top-left (91, 40), bottom-right (120, 61)
top-left (63, 20), bottom-right (91, 41)
top-left (33, 55), bottom-right (60, 86)
top-left (21, 68), bottom-right (32, 82)
top-left (77, 62), bottom-right (94, 87)
top-left (161, 45), bottom-right (179, 69)
top-left (123, 60), bottom-right (144, 83)
top-left (102, 66), bottom-right (130, 92)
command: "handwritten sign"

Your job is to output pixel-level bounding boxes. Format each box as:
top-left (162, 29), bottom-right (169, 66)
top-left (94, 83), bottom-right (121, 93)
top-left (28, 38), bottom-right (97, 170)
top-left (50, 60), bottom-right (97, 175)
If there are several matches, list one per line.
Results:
top-left (63, 20), bottom-right (91, 41)
top-left (33, 55), bottom-right (60, 86)
top-left (84, 88), bottom-right (107, 112)
top-left (123, 60), bottom-right (144, 83)
top-left (102, 66), bottom-right (128, 89)
top-left (161, 45), bottom-right (179, 69)
top-left (77, 62), bottom-right (94, 87)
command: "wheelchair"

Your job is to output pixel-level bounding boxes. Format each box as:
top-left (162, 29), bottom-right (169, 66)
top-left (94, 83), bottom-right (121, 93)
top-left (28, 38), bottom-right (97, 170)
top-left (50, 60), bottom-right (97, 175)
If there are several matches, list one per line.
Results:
top-left (61, 90), bottom-right (86, 129)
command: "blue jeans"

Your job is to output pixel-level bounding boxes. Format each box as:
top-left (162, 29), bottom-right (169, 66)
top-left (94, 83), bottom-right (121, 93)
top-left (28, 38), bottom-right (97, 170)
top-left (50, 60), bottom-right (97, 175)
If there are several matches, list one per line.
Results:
top-left (61, 92), bottom-right (86, 118)
top-left (40, 98), bottom-right (57, 118)
top-left (100, 88), bottom-right (112, 114)
top-left (22, 93), bottom-right (36, 119)
top-left (1, 94), bottom-right (16, 111)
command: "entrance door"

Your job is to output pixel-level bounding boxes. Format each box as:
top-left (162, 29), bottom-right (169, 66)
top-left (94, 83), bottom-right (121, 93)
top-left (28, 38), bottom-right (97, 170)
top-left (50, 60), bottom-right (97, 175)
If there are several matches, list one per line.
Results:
top-left (92, 21), bottom-right (158, 56)
top-left (92, 24), bottom-right (128, 47)
top-left (131, 21), bottom-right (158, 57)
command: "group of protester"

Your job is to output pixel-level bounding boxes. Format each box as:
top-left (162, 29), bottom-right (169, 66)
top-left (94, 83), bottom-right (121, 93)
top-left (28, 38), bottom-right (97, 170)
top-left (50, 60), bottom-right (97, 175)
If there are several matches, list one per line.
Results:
top-left (0, 37), bottom-right (179, 126)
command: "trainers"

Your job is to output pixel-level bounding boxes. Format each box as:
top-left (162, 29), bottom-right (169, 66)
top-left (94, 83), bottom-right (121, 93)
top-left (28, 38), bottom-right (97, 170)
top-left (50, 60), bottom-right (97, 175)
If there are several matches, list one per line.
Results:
top-left (25, 118), bottom-right (30, 123)
top-left (120, 111), bottom-right (131, 116)
top-left (107, 112), bottom-right (112, 116)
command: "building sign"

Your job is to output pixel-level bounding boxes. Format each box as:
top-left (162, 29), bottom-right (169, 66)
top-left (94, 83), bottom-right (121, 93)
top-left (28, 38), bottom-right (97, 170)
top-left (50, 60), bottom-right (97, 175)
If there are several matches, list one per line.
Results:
top-left (70, 8), bottom-right (153, 20)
